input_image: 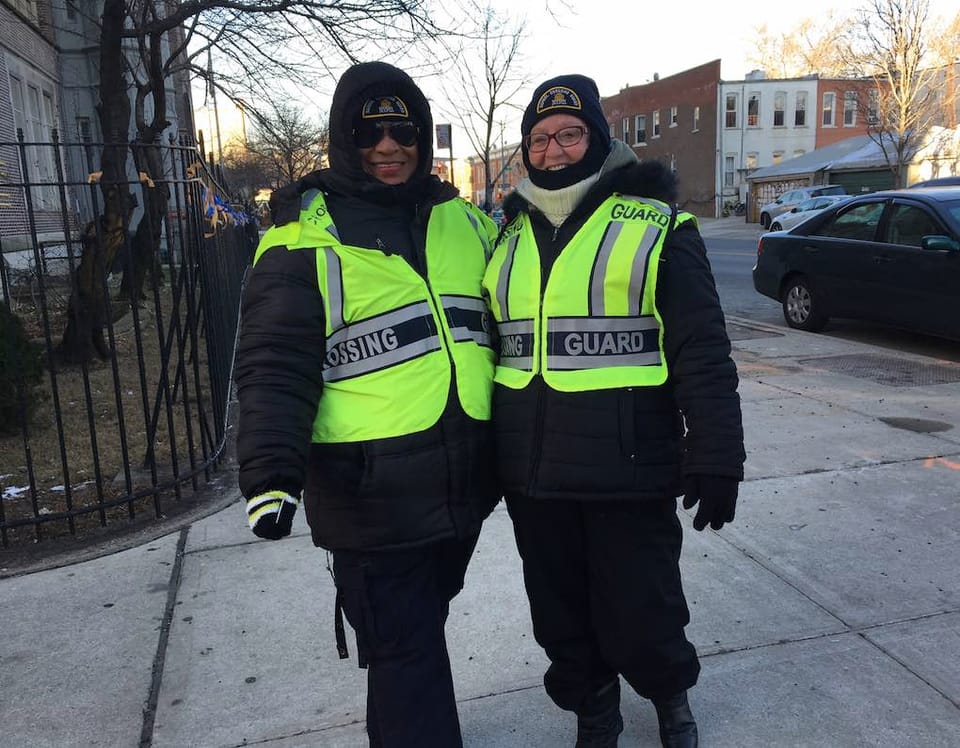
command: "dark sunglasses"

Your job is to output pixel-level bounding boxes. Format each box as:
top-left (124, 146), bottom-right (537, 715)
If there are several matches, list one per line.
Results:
top-left (353, 120), bottom-right (420, 148)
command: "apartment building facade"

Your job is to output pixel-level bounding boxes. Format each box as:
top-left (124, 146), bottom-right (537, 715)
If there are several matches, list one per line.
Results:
top-left (602, 59), bottom-right (720, 217)
top-left (1, 0), bottom-right (64, 242)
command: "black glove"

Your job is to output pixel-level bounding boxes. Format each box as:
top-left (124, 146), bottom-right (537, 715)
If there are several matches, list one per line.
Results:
top-left (246, 491), bottom-right (299, 540)
top-left (681, 475), bottom-right (739, 531)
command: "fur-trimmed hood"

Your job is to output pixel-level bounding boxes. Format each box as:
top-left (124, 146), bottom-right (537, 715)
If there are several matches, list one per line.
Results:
top-left (503, 158), bottom-right (679, 225)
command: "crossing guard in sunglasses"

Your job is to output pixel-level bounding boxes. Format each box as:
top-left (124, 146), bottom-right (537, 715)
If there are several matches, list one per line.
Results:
top-left (236, 61), bottom-right (500, 748)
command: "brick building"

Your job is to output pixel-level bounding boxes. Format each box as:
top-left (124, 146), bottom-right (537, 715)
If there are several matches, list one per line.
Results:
top-left (602, 60), bottom-right (721, 217)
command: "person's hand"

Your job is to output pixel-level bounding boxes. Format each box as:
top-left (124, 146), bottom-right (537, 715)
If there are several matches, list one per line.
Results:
top-left (681, 476), bottom-right (738, 531)
top-left (246, 491), bottom-right (299, 540)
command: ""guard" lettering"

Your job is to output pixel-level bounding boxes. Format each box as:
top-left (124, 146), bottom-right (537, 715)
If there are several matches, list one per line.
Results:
top-left (563, 331), bottom-right (646, 356)
top-left (610, 203), bottom-right (669, 226)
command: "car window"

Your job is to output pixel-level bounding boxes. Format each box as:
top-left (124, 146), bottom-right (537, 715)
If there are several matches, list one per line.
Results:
top-left (816, 186), bottom-right (846, 196)
top-left (814, 201), bottom-right (885, 240)
top-left (796, 198), bottom-right (818, 211)
top-left (886, 204), bottom-right (942, 247)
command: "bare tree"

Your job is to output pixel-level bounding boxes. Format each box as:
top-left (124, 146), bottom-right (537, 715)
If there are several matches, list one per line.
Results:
top-left (841, 0), bottom-right (942, 187)
top-left (59, 0), bottom-right (440, 364)
top-left (432, 1), bottom-right (534, 210)
top-left (243, 102), bottom-right (329, 189)
top-left (748, 14), bottom-right (855, 78)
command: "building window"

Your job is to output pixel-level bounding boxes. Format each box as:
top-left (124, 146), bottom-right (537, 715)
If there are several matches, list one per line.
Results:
top-left (725, 93), bottom-right (738, 128)
top-left (670, 153), bottom-right (676, 172)
top-left (773, 92), bottom-right (786, 127)
top-left (9, 73), bottom-right (59, 210)
top-left (652, 110), bottom-right (660, 138)
top-left (635, 114), bottom-right (646, 145)
top-left (692, 106), bottom-right (700, 131)
top-left (724, 155), bottom-right (735, 187)
top-left (867, 90), bottom-right (879, 125)
top-left (843, 91), bottom-right (857, 126)
top-left (747, 92), bottom-right (760, 127)
top-left (822, 92), bottom-right (836, 126)
top-left (77, 116), bottom-right (93, 142)
top-left (795, 91), bottom-right (807, 126)
top-left (670, 106), bottom-right (678, 127)
top-left (745, 152), bottom-right (758, 171)
top-left (772, 150), bottom-right (785, 164)
top-left (621, 117), bottom-right (630, 140)
top-left (793, 149), bottom-right (805, 159)
top-left (8, 0), bottom-right (40, 23)
top-left (609, 123), bottom-right (615, 138)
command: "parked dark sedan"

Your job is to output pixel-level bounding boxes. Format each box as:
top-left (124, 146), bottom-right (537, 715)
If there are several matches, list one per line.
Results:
top-left (752, 188), bottom-right (960, 339)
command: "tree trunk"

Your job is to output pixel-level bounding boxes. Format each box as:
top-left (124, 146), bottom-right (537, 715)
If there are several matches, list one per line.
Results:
top-left (58, 0), bottom-right (133, 364)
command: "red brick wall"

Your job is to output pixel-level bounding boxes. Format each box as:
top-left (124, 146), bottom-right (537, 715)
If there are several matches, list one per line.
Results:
top-left (602, 60), bottom-right (720, 217)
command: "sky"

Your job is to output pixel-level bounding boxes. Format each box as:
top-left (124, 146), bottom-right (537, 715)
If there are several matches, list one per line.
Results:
top-left (199, 0), bottom-right (958, 160)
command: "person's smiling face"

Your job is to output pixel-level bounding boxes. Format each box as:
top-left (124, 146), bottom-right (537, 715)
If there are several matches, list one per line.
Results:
top-left (526, 113), bottom-right (589, 172)
top-left (357, 121), bottom-right (419, 185)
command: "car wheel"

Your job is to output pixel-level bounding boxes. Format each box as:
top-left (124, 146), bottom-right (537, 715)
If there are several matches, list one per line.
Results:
top-left (781, 275), bottom-right (828, 332)
top-left (770, 221), bottom-right (783, 231)
top-left (761, 212), bottom-right (771, 229)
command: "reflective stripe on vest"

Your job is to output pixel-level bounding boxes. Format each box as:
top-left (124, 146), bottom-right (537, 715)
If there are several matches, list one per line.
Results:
top-left (323, 301), bottom-right (442, 382)
top-left (483, 194), bottom-right (691, 392)
top-left (253, 190), bottom-right (496, 442)
top-left (440, 294), bottom-right (493, 349)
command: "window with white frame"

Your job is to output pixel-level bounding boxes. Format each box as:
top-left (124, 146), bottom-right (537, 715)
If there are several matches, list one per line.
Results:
top-left (843, 91), bottom-right (857, 126)
top-left (747, 92), bottom-right (760, 127)
top-left (793, 149), bottom-right (805, 159)
top-left (745, 152), bottom-right (758, 171)
top-left (8, 0), bottom-right (40, 23)
top-left (725, 94), bottom-right (738, 128)
top-left (724, 155), bottom-right (735, 187)
top-left (609, 124), bottom-right (615, 138)
top-left (622, 117), bottom-right (630, 140)
top-left (867, 89), bottom-right (879, 125)
top-left (795, 91), bottom-right (807, 126)
top-left (670, 106), bottom-right (678, 127)
top-left (822, 92), bottom-right (836, 126)
top-left (634, 114), bottom-right (646, 145)
top-left (773, 92), bottom-right (786, 127)
top-left (772, 150), bottom-right (785, 164)
top-left (670, 153), bottom-right (676, 172)
top-left (8, 69), bottom-right (60, 210)
top-left (652, 110), bottom-right (660, 138)
top-left (692, 106), bottom-right (700, 131)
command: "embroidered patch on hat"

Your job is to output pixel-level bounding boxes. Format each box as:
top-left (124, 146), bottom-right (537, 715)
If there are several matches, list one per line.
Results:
top-left (360, 95), bottom-right (410, 120)
top-left (535, 86), bottom-right (583, 115)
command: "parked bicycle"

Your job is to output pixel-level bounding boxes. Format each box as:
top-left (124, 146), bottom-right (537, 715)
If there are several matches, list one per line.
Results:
top-left (721, 199), bottom-right (746, 217)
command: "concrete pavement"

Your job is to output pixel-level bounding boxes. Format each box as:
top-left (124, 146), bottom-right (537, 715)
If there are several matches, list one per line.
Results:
top-left (2, 218), bottom-right (959, 746)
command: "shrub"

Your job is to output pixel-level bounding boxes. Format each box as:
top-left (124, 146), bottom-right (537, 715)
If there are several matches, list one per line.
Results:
top-left (0, 303), bottom-right (46, 434)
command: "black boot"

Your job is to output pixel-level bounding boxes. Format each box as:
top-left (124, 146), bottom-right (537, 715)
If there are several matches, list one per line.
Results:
top-left (575, 680), bottom-right (623, 748)
top-left (652, 690), bottom-right (698, 748)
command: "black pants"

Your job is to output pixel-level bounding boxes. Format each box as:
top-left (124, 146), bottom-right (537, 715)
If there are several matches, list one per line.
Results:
top-left (506, 496), bottom-right (700, 712)
top-left (332, 534), bottom-right (479, 747)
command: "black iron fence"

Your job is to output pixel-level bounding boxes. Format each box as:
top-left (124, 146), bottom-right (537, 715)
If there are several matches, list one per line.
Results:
top-left (0, 132), bottom-right (253, 549)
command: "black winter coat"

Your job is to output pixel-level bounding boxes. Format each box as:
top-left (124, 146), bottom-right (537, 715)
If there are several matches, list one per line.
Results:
top-left (236, 63), bottom-right (499, 552)
top-left (495, 162), bottom-right (745, 501)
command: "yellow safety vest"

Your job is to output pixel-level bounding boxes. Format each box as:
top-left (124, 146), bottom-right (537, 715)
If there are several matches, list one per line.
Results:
top-left (255, 190), bottom-right (497, 442)
top-left (483, 195), bottom-right (695, 392)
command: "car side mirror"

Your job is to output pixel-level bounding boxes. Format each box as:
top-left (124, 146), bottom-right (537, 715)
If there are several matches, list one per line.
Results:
top-left (790, 207), bottom-right (798, 213)
top-left (921, 235), bottom-right (960, 251)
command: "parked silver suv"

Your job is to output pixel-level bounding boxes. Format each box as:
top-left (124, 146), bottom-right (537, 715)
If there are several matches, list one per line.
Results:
top-left (759, 185), bottom-right (846, 229)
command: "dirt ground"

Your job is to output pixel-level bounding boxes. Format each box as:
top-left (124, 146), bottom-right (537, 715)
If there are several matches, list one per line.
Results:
top-left (0, 279), bottom-right (225, 553)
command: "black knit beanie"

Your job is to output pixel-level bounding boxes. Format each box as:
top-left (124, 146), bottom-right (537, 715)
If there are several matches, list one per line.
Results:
top-left (521, 74), bottom-right (611, 190)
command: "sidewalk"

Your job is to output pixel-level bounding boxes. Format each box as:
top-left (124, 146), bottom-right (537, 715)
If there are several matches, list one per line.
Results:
top-left (3, 313), bottom-right (960, 747)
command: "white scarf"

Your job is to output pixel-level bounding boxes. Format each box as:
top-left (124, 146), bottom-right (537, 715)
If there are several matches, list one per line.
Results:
top-left (516, 140), bottom-right (638, 228)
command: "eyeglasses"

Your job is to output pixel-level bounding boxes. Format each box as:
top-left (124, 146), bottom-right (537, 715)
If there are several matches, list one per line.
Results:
top-left (353, 120), bottom-right (419, 149)
top-left (524, 125), bottom-right (588, 153)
